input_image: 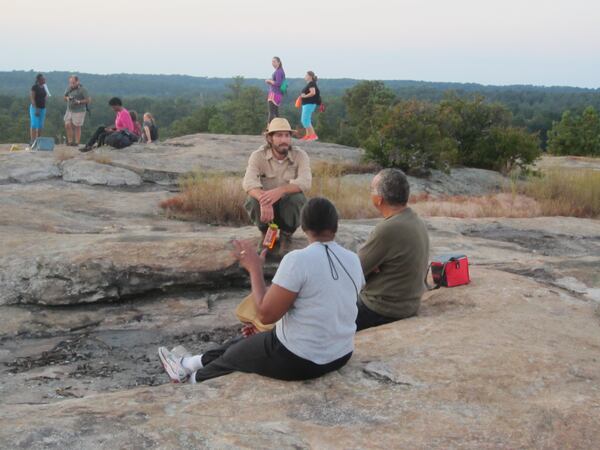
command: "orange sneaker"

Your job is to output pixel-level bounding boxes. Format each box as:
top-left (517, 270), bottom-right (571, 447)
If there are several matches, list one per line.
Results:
top-left (305, 134), bottom-right (319, 141)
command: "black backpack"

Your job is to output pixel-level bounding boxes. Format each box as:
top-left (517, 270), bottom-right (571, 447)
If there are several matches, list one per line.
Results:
top-left (105, 130), bottom-right (137, 149)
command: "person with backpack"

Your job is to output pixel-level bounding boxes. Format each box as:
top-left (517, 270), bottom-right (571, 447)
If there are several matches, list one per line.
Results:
top-left (80, 97), bottom-right (136, 152)
top-left (265, 56), bottom-right (286, 125)
top-left (299, 71), bottom-right (321, 141)
top-left (63, 75), bottom-right (91, 146)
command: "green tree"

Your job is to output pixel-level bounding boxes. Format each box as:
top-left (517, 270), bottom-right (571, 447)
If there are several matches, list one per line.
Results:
top-left (439, 94), bottom-right (540, 171)
top-left (478, 126), bottom-right (540, 173)
top-left (342, 81), bottom-right (395, 146)
top-left (548, 106), bottom-right (600, 156)
top-left (363, 100), bottom-right (458, 174)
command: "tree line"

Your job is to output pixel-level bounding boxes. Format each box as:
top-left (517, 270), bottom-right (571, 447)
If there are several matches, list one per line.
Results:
top-left (0, 75), bottom-right (598, 169)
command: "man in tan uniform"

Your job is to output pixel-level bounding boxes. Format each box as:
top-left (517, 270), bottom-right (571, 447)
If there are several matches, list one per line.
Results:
top-left (242, 118), bottom-right (312, 252)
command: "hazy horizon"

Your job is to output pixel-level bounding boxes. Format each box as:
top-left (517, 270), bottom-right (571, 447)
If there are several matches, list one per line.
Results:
top-left (2, 0), bottom-right (599, 89)
top-left (3, 69), bottom-right (599, 90)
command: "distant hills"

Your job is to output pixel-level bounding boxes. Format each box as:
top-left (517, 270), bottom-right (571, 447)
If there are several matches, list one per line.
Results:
top-left (1, 70), bottom-right (598, 99)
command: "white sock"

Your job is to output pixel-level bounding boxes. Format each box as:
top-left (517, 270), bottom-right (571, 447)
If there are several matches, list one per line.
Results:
top-left (189, 371), bottom-right (198, 384)
top-left (182, 354), bottom-right (204, 373)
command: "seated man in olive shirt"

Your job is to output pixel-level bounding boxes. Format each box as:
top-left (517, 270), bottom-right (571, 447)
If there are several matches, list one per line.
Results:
top-left (357, 168), bottom-right (430, 331)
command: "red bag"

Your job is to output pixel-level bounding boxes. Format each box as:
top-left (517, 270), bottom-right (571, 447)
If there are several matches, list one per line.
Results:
top-left (429, 254), bottom-right (470, 288)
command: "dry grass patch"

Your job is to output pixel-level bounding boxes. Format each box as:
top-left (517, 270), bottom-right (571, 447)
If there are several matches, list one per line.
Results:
top-left (411, 193), bottom-right (542, 218)
top-left (86, 153), bottom-right (113, 165)
top-left (160, 172), bottom-right (247, 225)
top-left (158, 166), bottom-right (599, 225)
top-left (410, 168), bottom-right (599, 219)
top-left (160, 162), bottom-right (380, 225)
top-left (521, 169), bottom-right (600, 218)
top-left (54, 148), bottom-right (77, 162)
top-left (310, 161), bottom-right (379, 219)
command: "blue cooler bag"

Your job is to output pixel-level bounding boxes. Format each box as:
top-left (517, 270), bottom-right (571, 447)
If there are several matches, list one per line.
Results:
top-left (31, 137), bottom-right (55, 151)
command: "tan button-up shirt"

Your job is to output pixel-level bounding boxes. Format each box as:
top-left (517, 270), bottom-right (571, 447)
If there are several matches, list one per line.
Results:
top-left (242, 144), bottom-right (312, 193)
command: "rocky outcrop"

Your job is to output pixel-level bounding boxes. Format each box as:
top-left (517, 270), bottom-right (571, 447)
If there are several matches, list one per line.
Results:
top-left (1, 268), bottom-right (599, 449)
top-left (85, 135), bottom-right (364, 185)
top-left (346, 166), bottom-right (507, 197)
top-left (0, 138), bottom-right (599, 448)
top-left (61, 159), bottom-right (142, 186)
top-left (0, 152), bottom-right (61, 183)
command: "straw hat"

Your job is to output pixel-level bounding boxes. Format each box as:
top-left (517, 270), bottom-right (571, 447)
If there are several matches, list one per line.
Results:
top-left (267, 118), bottom-right (292, 134)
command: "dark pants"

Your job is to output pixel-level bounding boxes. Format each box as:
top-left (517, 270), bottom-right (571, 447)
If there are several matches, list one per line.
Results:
top-left (194, 328), bottom-right (352, 382)
top-left (244, 193), bottom-right (306, 234)
top-left (267, 101), bottom-right (279, 125)
top-left (355, 299), bottom-right (414, 331)
top-left (86, 126), bottom-right (110, 148)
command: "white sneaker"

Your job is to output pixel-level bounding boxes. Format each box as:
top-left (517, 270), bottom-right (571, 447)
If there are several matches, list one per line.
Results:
top-left (158, 347), bottom-right (189, 383)
top-left (171, 345), bottom-right (191, 359)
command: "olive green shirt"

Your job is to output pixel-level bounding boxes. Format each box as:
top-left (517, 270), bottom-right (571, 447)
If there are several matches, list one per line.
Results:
top-left (242, 144), bottom-right (312, 193)
top-left (64, 85), bottom-right (89, 113)
top-left (359, 208), bottom-right (430, 319)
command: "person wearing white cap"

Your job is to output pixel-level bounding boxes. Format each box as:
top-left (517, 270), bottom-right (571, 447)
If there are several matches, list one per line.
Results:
top-left (242, 117), bottom-right (312, 254)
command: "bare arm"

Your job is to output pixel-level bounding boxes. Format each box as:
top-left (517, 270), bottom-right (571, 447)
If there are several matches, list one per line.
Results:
top-left (143, 125), bottom-right (152, 143)
top-left (257, 184), bottom-right (301, 209)
top-left (233, 240), bottom-right (297, 324)
top-left (301, 87), bottom-right (317, 98)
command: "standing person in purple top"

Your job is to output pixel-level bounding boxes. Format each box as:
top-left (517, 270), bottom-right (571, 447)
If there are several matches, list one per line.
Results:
top-left (265, 56), bottom-right (285, 125)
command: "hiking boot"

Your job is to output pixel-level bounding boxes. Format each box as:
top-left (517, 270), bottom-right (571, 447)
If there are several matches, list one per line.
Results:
top-left (79, 145), bottom-right (93, 153)
top-left (158, 347), bottom-right (189, 383)
top-left (278, 231), bottom-right (294, 255)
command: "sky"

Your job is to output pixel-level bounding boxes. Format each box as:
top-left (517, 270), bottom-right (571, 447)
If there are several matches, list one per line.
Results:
top-left (1, 0), bottom-right (599, 88)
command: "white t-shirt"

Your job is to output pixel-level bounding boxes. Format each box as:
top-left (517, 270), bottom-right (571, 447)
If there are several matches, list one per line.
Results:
top-left (272, 241), bottom-right (365, 364)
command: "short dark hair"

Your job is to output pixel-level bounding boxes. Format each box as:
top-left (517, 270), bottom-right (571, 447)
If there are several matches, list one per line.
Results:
top-left (375, 168), bottom-right (410, 205)
top-left (301, 197), bottom-right (338, 235)
top-left (108, 97), bottom-right (122, 106)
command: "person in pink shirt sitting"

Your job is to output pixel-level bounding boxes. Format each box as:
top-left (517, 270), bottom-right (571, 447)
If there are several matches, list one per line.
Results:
top-left (81, 97), bottom-right (135, 152)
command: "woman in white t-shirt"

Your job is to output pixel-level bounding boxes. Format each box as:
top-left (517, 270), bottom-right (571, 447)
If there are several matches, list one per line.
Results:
top-left (158, 197), bottom-right (365, 384)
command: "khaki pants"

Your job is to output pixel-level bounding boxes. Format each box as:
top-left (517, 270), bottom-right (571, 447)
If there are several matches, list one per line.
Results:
top-left (64, 110), bottom-right (86, 127)
top-left (244, 192), bottom-right (306, 233)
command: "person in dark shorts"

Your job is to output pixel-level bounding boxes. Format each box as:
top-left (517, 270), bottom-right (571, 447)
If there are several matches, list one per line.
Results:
top-left (158, 197), bottom-right (365, 384)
